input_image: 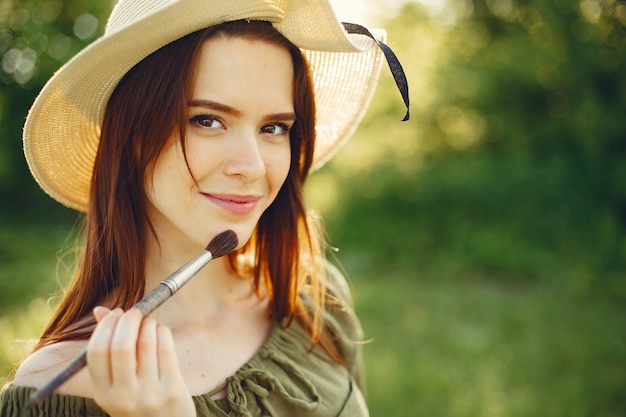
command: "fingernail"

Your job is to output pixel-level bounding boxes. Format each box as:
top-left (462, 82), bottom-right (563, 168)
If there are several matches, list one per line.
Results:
top-left (93, 306), bottom-right (106, 315)
top-left (93, 306), bottom-right (113, 322)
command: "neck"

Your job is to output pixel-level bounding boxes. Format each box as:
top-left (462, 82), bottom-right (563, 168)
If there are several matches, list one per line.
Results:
top-left (142, 236), bottom-right (258, 325)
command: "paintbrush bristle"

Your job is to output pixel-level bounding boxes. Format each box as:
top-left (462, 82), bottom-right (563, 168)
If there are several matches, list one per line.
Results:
top-left (206, 230), bottom-right (238, 258)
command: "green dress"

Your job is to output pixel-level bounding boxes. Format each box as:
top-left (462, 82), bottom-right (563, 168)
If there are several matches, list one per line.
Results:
top-left (0, 272), bottom-right (368, 417)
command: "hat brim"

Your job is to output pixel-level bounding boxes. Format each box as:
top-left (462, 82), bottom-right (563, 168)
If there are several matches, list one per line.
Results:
top-left (23, 0), bottom-right (384, 211)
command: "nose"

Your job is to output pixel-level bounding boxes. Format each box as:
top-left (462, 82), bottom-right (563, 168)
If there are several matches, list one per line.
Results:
top-left (222, 130), bottom-right (266, 181)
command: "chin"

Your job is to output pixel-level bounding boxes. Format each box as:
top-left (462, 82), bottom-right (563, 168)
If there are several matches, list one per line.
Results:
top-left (230, 227), bottom-right (256, 251)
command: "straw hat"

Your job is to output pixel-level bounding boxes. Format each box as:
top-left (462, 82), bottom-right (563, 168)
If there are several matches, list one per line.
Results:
top-left (24, 0), bottom-right (404, 212)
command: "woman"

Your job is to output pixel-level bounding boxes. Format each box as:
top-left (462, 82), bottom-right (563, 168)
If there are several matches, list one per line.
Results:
top-left (1, 0), bottom-right (408, 415)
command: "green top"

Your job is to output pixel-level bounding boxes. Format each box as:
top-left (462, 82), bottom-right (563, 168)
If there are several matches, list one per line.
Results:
top-left (0, 271), bottom-right (368, 417)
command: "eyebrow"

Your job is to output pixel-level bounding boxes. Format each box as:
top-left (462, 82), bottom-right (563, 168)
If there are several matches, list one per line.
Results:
top-left (189, 99), bottom-right (296, 122)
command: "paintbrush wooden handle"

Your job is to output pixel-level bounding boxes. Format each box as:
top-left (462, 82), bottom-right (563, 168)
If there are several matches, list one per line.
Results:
top-left (133, 283), bottom-right (174, 316)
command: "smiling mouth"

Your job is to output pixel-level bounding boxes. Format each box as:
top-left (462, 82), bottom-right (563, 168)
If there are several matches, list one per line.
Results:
top-left (202, 193), bottom-right (261, 216)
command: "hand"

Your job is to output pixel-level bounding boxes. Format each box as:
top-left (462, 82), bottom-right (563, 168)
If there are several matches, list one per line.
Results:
top-left (86, 307), bottom-right (196, 417)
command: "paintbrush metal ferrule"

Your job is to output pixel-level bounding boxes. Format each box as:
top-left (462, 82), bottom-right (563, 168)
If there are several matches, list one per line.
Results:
top-left (130, 249), bottom-right (214, 316)
top-left (162, 250), bottom-right (213, 293)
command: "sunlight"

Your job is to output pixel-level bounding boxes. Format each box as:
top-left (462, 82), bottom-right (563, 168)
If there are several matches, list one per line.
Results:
top-left (328, 0), bottom-right (411, 25)
top-left (328, 0), bottom-right (472, 27)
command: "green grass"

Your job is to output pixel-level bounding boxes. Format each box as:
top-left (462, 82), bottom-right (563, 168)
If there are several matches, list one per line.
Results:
top-left (0, 223), bottom-right (71, 309)
top-left (354, 272), bottom-right (625, 417)
top-left (1, 223), bottom-right (624, 416)
top-left (0, 222), bottom-right (70, 385)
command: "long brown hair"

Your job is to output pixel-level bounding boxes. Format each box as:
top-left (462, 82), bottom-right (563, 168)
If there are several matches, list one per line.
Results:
top-left (34, 21), bottom-right (342, 363)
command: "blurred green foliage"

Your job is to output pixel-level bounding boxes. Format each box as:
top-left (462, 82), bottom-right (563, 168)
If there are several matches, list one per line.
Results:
top-left (308, 1), bottom-right (626, 414)
top-left (0, 0), bottom-right (109, 221)
top-left (1, 0), bottom-right (624, 416)
top-left (315, 0), bottom-right (626, 300)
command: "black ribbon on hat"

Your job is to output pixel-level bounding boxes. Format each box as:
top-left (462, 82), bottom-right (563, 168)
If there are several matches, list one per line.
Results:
top-left (343, 22), bottom-right (410, 122)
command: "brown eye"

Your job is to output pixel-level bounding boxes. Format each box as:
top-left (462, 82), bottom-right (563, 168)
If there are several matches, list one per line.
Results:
top-left (260, 123), bottom-right (290, 135)
top-left (190, 115), bottom-right (224, 129)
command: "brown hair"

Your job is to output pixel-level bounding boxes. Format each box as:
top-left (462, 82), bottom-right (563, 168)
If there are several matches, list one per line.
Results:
top-left (34, 21), bottom-right (343, 363)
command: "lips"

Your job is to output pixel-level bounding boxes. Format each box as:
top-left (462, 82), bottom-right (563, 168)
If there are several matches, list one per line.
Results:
top-left (202, 193), bottom-right (261, 216)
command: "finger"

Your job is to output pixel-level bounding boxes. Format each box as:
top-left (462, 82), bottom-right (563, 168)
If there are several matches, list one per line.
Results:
top-left (137, 316), bottom-right (159, 383)
top-left (156, 325), bottom-right (184, 385)
top-left (87, 308), bottom-right (123, 386)
top-left (93, 306), bottom-right (111, 322)
top-left (109, 308), bottom-right (144, 386)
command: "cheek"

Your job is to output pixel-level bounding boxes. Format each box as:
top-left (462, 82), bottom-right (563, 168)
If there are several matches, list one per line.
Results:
top-left (268, 144), bottom-right (292, 192)
top-left (184, 138), bottom-right (225, 179)
top-left (147, 144), bottom-right (191, 200)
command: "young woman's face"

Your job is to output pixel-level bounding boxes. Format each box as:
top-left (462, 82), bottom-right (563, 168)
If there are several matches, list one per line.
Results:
top-left (146, 36), bottom-right (294, 251)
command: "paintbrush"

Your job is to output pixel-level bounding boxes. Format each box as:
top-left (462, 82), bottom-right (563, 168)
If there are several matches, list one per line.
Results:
top-left (27, 230), bottom-right (238, 408)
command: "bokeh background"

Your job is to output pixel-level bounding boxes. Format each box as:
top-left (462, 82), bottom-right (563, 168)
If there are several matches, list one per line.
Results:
top-left (1, 0), bottom-right (624, 416)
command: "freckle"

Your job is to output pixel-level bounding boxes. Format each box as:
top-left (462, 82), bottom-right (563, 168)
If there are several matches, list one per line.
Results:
top-left (201, 373), bottom-right (206, 378)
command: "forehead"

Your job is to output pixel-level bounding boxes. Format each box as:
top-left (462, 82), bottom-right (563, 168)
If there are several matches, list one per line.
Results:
top-left (191, 36), bottom-right (295, 110)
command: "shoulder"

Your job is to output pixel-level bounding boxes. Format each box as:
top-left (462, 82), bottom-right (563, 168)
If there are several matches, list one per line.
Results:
top-left (13, 340), bottom-right (94, 398)
top-left (322, 259), bottom-right (354, 307)
top-left (318, 259), bottom-right (367, 378)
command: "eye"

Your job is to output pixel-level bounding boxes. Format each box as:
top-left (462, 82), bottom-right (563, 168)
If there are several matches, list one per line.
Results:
top-left (189, 114), bottom-right (224, 129)
top-left (260, 122), bottom-right (291, 136)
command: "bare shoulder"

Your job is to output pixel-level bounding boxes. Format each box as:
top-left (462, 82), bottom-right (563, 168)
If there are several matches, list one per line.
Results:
top-left (13, 340), bottom-right (94, 398)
